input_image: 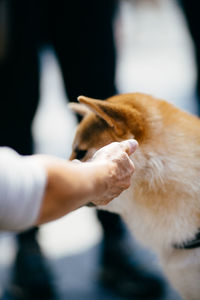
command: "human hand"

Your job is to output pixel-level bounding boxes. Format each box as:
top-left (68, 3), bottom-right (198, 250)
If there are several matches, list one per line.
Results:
top-left (88, 139), bottom-right (138, 206)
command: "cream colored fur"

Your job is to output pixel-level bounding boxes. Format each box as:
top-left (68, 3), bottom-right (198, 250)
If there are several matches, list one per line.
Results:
top-left (105, 146), bottom-right (200, 300)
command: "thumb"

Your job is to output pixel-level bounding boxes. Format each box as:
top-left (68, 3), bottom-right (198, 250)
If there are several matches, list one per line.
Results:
top-left (120, 139), bottom-right (138, 156)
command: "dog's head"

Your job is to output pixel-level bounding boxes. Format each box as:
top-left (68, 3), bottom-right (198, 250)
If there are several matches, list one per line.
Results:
top-left (69, 93), bottom-right (150, 161)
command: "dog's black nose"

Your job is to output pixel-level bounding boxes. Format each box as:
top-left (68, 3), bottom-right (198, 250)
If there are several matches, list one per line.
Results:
top-left (74, 149), bottom-right (87, 160)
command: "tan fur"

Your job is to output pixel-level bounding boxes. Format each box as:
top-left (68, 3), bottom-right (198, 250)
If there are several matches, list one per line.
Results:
top-left (70, 93), bottom-right (200, 300)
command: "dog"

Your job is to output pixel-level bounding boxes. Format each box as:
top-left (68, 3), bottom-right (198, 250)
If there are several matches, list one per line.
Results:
top-left (69, 93), bottom-right (200, 300)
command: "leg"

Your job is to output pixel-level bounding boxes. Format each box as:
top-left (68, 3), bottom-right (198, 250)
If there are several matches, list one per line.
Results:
top-left (51, 1), bottom-right (164, 298)
top-left (0, 0), bottom-right (39, 154)
top-left (0, 1), bottom-right (55, 298)
top-left (50, 0), bottom-right (117, 102)
top-left (50, 0), bottom-right (122, 259)
top-left (180, 0), bottom-right (200, 115)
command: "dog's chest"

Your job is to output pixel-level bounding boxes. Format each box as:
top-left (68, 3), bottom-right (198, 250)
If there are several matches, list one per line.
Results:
top-left (105, 177), bottom-right (200, 254)
top-left (105, 188), bottom-right (174, 251)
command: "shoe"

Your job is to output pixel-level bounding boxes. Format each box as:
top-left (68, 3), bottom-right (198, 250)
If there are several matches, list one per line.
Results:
top-left (9, 228), bottom-right (56, 300)
top-left (98, 237), bottom-right (165, 299)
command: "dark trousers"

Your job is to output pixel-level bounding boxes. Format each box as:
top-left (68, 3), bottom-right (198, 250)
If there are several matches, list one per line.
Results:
top-left (0, 0), bottom-right (117, 152)
top-left (0, 0), bottom-right (124, 238)
top-left (180, 0), bottom-right (200, 115)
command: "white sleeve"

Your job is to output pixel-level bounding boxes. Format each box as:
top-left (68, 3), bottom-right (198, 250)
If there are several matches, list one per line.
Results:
top-left (0, 147), bottom-right (47, 231)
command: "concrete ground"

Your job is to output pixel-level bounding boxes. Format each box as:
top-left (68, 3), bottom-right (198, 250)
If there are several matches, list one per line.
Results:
top-left (0, 0), bottom-right (198, 299)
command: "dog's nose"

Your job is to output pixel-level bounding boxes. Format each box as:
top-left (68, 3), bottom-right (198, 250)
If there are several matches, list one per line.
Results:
top-left (71, 148), bottom-right (87, 161)
top-left (75, 149), bottom-right (87, 160)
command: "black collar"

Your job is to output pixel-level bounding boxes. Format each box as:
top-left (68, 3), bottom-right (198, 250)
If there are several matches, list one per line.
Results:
top-left (174, 231), bottom-right (200, 250)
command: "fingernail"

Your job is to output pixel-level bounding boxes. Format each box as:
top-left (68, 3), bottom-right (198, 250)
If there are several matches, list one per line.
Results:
top-left (128, 139), bottom-right (138, 154)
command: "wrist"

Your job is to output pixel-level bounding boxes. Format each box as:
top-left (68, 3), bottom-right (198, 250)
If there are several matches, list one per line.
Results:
top-left (84, 161), bottom-right (110, 206)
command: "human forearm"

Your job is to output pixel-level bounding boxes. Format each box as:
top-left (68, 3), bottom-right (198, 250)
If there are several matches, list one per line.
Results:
top-left (35, 158), bottom-right (105, 225)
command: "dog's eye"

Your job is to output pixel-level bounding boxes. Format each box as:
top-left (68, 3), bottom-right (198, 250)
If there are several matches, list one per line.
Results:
top-left (75, 149), bottom-right (87, 160)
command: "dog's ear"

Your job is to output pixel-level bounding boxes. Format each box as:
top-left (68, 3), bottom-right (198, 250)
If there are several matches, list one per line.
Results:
top-left (78, 96), bottom-right (127, 134)
top-left (78, 95), bottom-right (145, 139)
top-left (68, 102), bottom-right (91, 116)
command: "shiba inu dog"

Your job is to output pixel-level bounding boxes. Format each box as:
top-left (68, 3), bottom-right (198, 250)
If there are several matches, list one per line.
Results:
top-left (69, 93), bottom-right (200, 300)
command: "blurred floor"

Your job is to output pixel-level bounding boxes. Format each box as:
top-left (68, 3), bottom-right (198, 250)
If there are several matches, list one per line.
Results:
top-left (0, 0), bottom-right (198, 299)
top-left (1, 238), bottom-right (181, 300)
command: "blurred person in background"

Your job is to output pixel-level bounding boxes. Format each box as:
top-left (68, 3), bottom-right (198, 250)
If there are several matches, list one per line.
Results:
top-left (0, 0), bottom-right (164, 299)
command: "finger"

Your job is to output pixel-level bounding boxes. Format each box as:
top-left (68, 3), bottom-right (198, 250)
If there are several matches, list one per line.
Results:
top-left (120, 139), bottom-right (138, 156)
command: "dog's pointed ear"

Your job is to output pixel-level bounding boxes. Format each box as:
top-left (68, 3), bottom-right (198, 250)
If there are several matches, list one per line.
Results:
top-left (78, 96), bottom-right (124, 130)
top-left (68, 102), bottom-right (91, 116)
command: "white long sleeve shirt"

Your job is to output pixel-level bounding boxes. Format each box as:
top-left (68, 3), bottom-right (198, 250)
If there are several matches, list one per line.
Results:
top-left (0, 147), bottom-right (46, 231)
